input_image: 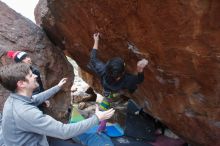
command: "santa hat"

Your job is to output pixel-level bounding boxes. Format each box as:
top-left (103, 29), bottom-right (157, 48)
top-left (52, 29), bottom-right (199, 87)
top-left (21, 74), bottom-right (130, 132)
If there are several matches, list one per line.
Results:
top-left (7, 50), bottom-right (27, 62)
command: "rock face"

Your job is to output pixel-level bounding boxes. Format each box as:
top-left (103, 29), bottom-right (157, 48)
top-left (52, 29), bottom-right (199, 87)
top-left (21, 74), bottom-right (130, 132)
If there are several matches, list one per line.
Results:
top-left (0, 1), bottom-right (74, 120)
top-left (35, 0), bottom-right (220, 145)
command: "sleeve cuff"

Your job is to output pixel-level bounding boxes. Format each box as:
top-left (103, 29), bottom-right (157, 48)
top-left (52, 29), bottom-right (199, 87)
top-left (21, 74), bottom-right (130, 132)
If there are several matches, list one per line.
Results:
top-left (93, 114), bottom-right (100, 124)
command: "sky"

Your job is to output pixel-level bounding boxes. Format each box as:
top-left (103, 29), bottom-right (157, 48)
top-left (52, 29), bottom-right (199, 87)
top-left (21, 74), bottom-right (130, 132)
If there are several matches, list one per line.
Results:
top-left (1, 0), bottom-right (39, 23)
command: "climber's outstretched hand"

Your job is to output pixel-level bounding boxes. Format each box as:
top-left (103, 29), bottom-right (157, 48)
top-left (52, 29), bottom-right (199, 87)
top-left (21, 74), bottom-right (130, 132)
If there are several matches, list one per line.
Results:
top-left (137, 59), bottom-right (148, 72)
top-left (93, 33), bottom-right (100, 42)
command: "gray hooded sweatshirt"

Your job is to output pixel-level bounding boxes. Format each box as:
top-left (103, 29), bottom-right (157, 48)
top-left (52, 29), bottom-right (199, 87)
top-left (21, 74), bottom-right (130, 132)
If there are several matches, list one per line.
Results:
top-left (2, 85), bottom-right (99, 146)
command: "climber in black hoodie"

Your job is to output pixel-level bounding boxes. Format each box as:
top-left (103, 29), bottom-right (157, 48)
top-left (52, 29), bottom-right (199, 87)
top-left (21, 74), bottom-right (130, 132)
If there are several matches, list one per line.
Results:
top-left (88, 32), bottom-right (148, 132)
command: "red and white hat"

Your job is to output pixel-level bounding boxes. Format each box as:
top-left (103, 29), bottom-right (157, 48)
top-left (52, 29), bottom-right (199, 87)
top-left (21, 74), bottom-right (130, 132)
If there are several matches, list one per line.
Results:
top-left (7, 50), bottom-right (27, 62)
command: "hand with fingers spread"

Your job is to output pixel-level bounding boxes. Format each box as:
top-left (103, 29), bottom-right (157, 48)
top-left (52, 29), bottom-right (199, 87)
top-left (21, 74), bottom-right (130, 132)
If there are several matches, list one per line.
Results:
top-left (95, 105), bottom-right (115, 121)
top-left (57, 78), bottom-right (67, 88)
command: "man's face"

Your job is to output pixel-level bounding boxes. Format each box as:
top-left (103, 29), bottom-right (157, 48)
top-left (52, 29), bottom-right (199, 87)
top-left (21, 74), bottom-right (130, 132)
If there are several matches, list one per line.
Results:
top-left (22, 56), bottom-right (32, 65)
top-left (24, 70), bottom-right (39, 90)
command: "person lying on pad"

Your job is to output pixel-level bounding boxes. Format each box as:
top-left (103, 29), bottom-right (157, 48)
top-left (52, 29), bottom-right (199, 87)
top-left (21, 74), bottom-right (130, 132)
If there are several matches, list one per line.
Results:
top-left (0, 63), bottom-right (115, 146)
top-left (88, 33), bottom-right (148, 132)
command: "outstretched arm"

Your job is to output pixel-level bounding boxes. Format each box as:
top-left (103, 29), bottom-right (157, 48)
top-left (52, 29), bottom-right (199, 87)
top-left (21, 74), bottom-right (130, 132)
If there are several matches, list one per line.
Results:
top-left (93, 33), bottom-right (99, 50)
top-left (134, 59), bottom-right (148, 84)
top-left (32, 78), bottom-right (67, 106)
top-left (88, 33), bottom-right (105, 77)
top-left (125, 59), bottom-right (148, 93)
top-left (90, 33), bottom-right (100, 60)
top-left (16, 104), bottom-right (115, 139)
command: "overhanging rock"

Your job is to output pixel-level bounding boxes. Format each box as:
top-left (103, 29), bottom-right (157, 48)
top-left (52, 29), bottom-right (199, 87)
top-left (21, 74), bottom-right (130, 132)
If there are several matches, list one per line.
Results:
top-left (35, 0), bottom-right (220, 145)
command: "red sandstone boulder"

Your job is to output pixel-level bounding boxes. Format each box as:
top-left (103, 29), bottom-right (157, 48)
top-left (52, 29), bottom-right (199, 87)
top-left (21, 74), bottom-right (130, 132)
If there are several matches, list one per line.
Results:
top-left (0, 1), bottom-right (74, 120)
top-left (35, 0), bottom-right (220, 145)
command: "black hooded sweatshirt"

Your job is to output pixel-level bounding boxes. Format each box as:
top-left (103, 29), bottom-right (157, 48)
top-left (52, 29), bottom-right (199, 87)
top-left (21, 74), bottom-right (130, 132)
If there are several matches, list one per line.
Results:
top-left (88, 49), bottom-right (144, 96)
